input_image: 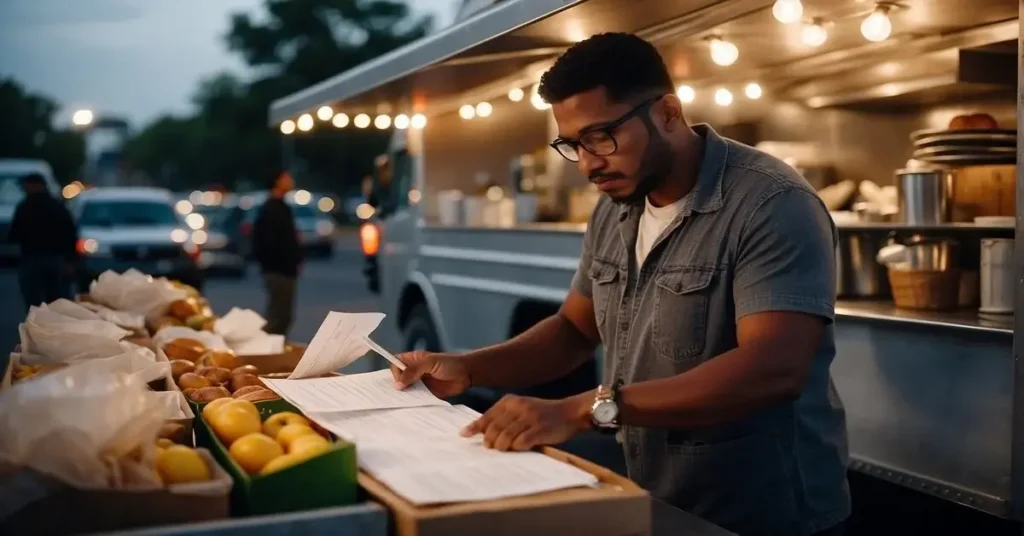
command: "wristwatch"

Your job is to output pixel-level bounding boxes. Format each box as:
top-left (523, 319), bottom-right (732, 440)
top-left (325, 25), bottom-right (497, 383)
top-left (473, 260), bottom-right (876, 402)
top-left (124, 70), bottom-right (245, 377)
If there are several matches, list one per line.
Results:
top-left (590, 379), bottom-right (623, 433)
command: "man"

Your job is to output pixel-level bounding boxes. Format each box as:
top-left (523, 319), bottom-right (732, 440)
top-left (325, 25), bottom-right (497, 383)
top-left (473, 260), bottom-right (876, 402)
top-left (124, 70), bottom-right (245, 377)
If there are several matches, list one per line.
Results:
top-left (393, 33), bottom-right (848, 535)
top-left (8, 173), bottom-right (78, 310)
top-left (252, 171), bottom-right (302, 336)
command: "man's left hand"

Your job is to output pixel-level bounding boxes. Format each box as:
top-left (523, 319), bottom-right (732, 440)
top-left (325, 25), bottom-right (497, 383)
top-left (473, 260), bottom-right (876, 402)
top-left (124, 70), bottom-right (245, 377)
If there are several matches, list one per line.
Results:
top-left (461, 392), bottom-right (594, 451)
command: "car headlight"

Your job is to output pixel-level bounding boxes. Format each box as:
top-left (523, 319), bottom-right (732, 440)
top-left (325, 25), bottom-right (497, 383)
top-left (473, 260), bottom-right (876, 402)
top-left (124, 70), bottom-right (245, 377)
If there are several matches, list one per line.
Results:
top-left (316, 219), bottom-right (335, 236)
top-left (76, 238), bottom-right (110, 256)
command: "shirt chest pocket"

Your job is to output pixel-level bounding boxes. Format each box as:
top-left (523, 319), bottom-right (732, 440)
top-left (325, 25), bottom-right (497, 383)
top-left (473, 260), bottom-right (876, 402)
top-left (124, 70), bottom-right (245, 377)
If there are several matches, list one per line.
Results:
top-left (588, 258), bottom-right (622, 330)
top-left (652, 267), bottom-right (714, 362)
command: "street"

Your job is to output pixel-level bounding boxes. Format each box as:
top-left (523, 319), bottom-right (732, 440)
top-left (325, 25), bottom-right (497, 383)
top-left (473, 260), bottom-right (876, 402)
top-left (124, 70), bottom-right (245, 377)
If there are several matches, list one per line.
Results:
top-left (0, 229), bottom-right (1019, 534)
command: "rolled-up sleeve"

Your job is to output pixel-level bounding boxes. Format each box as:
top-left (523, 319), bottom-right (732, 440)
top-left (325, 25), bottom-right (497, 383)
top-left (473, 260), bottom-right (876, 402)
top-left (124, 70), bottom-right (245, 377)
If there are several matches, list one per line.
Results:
top-left (733, 188), bottom-right (836, 323)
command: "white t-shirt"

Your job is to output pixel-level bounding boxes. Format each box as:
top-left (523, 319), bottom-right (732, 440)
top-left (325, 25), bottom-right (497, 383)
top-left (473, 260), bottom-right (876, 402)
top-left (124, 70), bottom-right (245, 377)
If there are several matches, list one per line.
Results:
top-left (635, 195), bottom-right (686, 269)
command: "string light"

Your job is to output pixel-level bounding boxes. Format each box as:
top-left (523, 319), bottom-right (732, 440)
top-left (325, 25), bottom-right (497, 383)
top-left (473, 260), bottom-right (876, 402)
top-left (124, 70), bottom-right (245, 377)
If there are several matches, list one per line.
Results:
top-left (801, 20), bottom-right (829, 47)
top-left (772, 0), bottom-right (803, 24)
top-left (394, 114), bottom-right (410, 129)
top-left (296, 113), bottom-right (314, 132)
top-left (508, 88), bottom-right (524, 102)
top-left (676, 85), bottom-right (696, 103)
top-left (475, 102), bottom-right (493, 118)
top-left (459, 104), bottom-right (476, 120)
top-left (280, 120), bottom-right (296, 135)
top-left (332, 113), bottom-right (349, 128)
top-left (709, 37), bottom-right (739, 66)
top-left (354, 113), bottom-right (371, 128)
top-left (374, 114), bottom-right (391, 129)
top-left (861, 5), bottom-right (893, 42)
top-left (410, 114), bottom-right (427, 129)
top-left (744, 83), bottom-right (762, 100)
top-left (316, 106), bottom-right (333, 121)
top-left (714, 88), bottom-right (734, 107)
top-left (530, 84), bottom-right (550, 110)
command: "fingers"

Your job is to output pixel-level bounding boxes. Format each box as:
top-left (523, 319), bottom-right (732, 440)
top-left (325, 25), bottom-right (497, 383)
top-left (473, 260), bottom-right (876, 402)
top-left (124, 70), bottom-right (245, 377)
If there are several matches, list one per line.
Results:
top-left (392, 351), bottom-right (428, 390)
top-left (492, 420), bottom-right (529, 451)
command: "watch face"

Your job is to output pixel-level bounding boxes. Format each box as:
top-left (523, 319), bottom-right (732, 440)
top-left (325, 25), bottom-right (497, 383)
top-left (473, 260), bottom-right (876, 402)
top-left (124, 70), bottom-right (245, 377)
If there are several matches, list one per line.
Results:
top-left (593, 400), bottom-right (619, 424)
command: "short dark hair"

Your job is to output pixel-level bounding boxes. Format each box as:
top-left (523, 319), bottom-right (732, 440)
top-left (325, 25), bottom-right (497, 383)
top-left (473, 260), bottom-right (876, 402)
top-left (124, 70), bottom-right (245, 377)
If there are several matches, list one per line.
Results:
top-left (538, 33), bottom-right (674, 105)
top-left (267, 171), bottom-right (288, 190)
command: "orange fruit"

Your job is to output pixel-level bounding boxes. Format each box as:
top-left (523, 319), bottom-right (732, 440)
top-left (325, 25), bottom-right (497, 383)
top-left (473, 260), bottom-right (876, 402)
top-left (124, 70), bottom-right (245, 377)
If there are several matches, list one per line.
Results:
top-left (229, 433), bottom-right (285, 474)
top-left (209, 405), bottom-right (262, 445)
top-left (223, 399), bottom-right (260, 421)
top-left (202, 398), bottom-right (234, 421)
top-left (259, 452), bottom-right (304, 476)
top-left (156, 445), bottom-right (210, 484)
top-left (262, 411), bottom-right (309, 439)
top-left (289, 434), bottom-right (330, 460)
top-left (275, 423), bottom-right (316, 451)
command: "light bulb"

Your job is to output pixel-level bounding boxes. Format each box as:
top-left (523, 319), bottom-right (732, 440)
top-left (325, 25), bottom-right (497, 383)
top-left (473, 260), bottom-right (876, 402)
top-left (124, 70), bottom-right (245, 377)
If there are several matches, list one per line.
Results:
top-left (861, 8), bottom-right (892, 42)
top-left (772, 0), bottom-right (803, 24)
top-left (354, 113), bottom-right (371, 128)
top-left (374, 114), bottom-right (391, 129)
top-left (394, 114), bottom-right (410, 129)
top-left (297, 113), bottom-right (314, 131)
top-left (410, 114), bottom-right (427, 129)
top-left (801, 21), bottom-right (828, 47)
top-left (676, 85), bottom-right (696, 103)
top-left (475, 102), bottom-right (493, 118)
top-left (709, 38), bottom-right (739, 67)
top-left (508, 88), bottom-right (524, 102)
top-left (744, 83), bottom-right (762, 100)
top-left (714, 88), bottom-right (733, 107)
top-left (459, 104), bottom-right (476, 120)
top-left (280, 120), bottom-right (296, 135)
top-left (317, 105), bottom-right (333, 121)
top-left (332, 113), bottom-right (349, 128)
top-left (530, 84), bottom-right (550, 110)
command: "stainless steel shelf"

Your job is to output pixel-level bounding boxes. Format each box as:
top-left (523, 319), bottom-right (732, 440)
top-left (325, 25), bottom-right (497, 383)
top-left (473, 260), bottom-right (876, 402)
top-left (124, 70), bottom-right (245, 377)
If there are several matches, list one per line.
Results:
top-left (836, 300), bottom-right (1013, 334)
top-left (836, 222), bottom-right (1015, 232)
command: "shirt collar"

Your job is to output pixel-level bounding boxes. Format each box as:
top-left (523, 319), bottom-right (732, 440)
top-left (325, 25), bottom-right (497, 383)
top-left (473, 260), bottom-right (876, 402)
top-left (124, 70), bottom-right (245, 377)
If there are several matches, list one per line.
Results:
top-left (617, 123), bottom-right (728, 222)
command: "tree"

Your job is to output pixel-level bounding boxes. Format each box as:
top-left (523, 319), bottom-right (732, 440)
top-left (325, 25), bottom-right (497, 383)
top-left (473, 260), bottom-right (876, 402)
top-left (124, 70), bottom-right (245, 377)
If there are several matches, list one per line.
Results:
top-left (123, 0), bottom-right (433, 193)
top-left (0, 77), bottom-right (86, 183)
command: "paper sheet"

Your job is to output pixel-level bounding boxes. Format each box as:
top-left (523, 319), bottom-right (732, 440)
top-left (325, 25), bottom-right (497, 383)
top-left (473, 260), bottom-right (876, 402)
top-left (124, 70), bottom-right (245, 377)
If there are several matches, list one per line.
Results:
top-left (306, 405), bottom-right (599, 505)
top-left (262, 369), bottom-right (448, 413)
top-left (287, 312), bottom-right (386, 378)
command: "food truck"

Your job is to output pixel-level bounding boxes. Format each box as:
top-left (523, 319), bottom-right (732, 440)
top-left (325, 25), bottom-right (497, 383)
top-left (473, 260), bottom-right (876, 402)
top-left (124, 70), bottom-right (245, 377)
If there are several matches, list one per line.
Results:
top-left (270, 0), bottom-right (1024, 527)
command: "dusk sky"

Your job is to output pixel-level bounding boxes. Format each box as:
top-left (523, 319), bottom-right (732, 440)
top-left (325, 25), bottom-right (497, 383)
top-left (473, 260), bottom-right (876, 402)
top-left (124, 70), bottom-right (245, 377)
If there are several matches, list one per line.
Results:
top-left (0, 0), bottom-right (457, 128)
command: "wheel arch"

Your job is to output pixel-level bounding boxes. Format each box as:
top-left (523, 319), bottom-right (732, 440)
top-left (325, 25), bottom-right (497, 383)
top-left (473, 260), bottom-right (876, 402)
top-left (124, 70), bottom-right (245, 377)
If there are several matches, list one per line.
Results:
top-left (396, 272), bottom-right (451, 351)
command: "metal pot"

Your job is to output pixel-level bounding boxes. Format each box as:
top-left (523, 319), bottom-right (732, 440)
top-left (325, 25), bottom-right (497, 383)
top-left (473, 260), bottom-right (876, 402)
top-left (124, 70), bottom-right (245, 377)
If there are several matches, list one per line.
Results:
top-left (901, 235), bottom-right (959, 271)
top-left (836, 232), bottom-right (892, 298)
top-left (895, 168), bottom-right (954, 224)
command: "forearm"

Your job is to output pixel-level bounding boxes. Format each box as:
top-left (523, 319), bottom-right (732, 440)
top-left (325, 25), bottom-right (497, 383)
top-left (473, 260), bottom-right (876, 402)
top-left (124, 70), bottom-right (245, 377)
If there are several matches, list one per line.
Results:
top-left (462, 313), bottom-right (596, 390)
top-left (618, 344), bottom-right (806, 429)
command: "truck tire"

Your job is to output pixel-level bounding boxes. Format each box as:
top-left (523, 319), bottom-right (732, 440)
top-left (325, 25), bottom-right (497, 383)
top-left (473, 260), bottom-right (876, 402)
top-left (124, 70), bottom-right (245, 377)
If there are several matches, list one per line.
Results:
top-left (403, 304), bottom-right (440, 352)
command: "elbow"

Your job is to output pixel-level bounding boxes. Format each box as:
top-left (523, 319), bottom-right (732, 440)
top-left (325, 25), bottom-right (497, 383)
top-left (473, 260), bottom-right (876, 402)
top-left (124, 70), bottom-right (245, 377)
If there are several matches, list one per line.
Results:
top-left (774, 362), bottom-right (812, 401)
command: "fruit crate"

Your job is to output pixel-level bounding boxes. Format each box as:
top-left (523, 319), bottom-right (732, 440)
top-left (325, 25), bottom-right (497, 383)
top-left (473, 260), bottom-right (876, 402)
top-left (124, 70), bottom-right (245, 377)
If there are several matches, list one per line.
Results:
top-left (194, 398), bottom-right (358, 516)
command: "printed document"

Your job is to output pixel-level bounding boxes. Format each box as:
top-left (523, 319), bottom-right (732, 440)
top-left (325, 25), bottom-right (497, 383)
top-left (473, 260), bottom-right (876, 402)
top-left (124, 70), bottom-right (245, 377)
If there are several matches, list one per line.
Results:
top-left (308, 404), bottom-right (599, 505)
top-left (262, 369), bottom-right (448, 413)
top-left (287, 312), bottom-right (386, 378)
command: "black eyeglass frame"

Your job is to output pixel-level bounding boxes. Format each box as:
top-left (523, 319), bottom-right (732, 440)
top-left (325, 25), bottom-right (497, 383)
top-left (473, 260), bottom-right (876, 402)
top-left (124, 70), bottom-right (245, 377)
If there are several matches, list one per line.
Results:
top-left (549, 96), bottom-right (663, 162)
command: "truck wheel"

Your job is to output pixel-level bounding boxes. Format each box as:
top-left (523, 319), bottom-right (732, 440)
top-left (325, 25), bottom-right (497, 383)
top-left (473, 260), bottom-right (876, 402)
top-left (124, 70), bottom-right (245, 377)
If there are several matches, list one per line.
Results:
top-left (403, 304), bottom-right (440, 352)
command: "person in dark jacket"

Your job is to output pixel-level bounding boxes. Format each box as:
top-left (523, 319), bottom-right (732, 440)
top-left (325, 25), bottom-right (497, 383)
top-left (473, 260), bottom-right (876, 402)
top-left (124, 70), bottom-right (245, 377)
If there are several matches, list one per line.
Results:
top-left (8, 173), bottom-right (78, 310)
top-left (252, 171), bottom-right (303, 336)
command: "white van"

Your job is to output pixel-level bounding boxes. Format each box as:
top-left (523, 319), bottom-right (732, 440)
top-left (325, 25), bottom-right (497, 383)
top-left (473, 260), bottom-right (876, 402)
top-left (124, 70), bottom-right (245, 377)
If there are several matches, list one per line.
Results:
top-left (0, 159), bottom-right (62, 260)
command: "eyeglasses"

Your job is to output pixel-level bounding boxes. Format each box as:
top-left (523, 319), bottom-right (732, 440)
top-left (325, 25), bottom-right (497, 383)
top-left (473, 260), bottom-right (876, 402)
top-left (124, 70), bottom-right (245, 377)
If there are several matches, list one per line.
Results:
top-left (549, 96), bottom-right (662, 162)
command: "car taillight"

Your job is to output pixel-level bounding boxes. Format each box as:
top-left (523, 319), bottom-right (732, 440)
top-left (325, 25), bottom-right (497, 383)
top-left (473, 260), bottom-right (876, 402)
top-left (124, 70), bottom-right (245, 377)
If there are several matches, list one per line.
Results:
top-left (183, 243), bottom-right (201, 261)
top-left (360, 222), bottom-right (380, 256)
top-left (76, 238), bottom-right (98, 255)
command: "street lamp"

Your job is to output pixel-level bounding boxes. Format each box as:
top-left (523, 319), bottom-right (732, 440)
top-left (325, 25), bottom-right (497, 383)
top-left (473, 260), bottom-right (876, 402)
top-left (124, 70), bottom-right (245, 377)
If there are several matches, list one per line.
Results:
top-left (72, 109), bottom-right (94, 127)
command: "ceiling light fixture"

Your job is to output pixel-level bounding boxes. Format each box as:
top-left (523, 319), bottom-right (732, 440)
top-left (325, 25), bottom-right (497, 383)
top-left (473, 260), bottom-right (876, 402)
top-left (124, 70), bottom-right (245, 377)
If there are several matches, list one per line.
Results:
top-left (861, 4), bottom-right (893, 42)
top-left (714, 88), bottom-right (734, 107)
top-left (801, 19), bottom-right (829, 47)
top-left (708, 37), bottom-right (739, 67)
top-left (296, 113), bottom-right (314, 132)
top-left (771, 0), bottom-right (803, 24)
top-left (676, 85), bottom-right (696, 103)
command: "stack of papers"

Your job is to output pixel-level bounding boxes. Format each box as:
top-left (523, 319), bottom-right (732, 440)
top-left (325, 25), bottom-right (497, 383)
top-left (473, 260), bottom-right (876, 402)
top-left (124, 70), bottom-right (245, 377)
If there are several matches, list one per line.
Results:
top-left (261, 311), bottom-right (598, 505)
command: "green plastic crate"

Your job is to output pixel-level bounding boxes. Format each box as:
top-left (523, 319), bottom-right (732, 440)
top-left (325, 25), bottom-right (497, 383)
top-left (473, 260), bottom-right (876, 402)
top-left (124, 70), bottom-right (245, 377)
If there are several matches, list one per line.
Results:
top-left (193, 398), bottom-right (358, 516)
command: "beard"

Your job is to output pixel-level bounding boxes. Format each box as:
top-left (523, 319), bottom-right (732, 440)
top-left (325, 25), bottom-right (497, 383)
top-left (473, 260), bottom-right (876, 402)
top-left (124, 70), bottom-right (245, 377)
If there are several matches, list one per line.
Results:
top-left (591, 129), bottom-right (674, 207)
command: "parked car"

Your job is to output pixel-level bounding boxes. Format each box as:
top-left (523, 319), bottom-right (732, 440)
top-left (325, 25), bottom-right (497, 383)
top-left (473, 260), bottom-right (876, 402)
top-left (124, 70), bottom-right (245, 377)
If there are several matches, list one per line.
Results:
top-left (221, 193), bottom-right (336, 260)
top-left (196, 203), bottom-right (246, 278)
top-left (67, 187), bottom-right (204, 292)
top-left (0, 159), bottom-right (62, 262)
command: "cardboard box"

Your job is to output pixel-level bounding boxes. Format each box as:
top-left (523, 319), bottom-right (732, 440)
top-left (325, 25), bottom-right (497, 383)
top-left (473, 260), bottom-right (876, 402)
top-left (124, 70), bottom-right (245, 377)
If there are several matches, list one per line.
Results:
top-left (359, 447), bottom-right (651, 536)
top-left (194, 398), bottom-right (359, 516)
top-left (0, 449), bottom-right (232, 535)
top-left (237, 343), bottom-right (307, 374)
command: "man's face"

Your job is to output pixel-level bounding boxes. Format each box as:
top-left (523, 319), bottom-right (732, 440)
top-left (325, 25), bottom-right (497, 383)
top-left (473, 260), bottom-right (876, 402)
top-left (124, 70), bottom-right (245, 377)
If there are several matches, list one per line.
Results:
top-left (277, 173), bottom-right (294, 193)
top-left (551, 87), bottom-right (674, 205)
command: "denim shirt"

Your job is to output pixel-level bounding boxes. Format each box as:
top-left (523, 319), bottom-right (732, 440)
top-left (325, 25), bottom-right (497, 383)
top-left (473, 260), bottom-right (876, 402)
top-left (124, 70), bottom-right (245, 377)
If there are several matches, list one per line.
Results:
top-left (571, 125), bottom-right (850, 535)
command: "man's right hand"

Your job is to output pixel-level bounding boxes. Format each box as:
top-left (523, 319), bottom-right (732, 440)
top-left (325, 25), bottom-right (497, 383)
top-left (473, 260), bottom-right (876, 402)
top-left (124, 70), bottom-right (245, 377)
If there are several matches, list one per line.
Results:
top-left (390, 351), bottom-right (471, 398)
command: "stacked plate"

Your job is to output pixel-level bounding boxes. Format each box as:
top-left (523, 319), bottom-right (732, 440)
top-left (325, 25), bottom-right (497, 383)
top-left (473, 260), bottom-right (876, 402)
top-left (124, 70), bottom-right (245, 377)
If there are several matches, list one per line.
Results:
top-left (909, 128), bottom-right (1016, 166)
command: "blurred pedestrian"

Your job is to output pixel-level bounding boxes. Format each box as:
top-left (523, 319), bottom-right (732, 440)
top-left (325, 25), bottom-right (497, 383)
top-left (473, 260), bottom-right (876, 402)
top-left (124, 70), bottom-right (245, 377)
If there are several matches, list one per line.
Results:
top-left (253, 171), bottom-right (303, 336)
top-left (8, 173), bottom-right (78, 310)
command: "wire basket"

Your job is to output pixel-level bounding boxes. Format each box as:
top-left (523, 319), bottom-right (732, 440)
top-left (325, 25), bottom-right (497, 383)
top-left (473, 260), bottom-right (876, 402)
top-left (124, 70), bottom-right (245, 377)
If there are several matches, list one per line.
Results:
top-left (888, 268), bottom-right (962, 311)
